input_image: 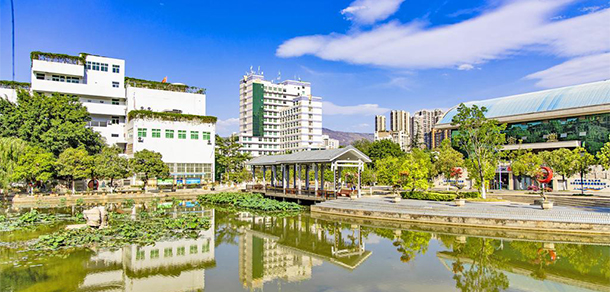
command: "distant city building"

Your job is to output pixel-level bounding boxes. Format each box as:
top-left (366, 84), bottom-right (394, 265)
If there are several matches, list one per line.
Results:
top-left (411, 109), bottom-right (444, 149)
top-left (321, 134), bottom-right (340, 149)
top-left (390, 110), bottom-right (410, 132)
top-left (374, 115), bottom-right (386, 132)
top-left (0, 51), bottom-right (216, 183)
top-left (238, 70), bottom-right (323, 156)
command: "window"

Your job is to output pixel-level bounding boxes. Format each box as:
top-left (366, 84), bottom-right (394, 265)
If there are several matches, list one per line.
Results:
top-left (111, 116), bottom-right (119, 124)
top-left (178, 130), bottom-right (187, 139)
top-left (67, 76), bottom-right (79, 83)
top-left (177, 246), bottom-right (185, 256)
top-left (36, 73), bottom-right (44, 80)
top-left (165, 129), bottom-right (174, 138)
top-left (150, 249), bottom-right (160, 259)
top-left (191, 131), bottom-right (199, 140)
top-left (101, 63), bottom-right (108, 72)
top-left (111, 134), bottom-right (119, 137)
top-left (93, 62), bottom-right (100, 71)
top-left (112, 99), bottom-right (120, 105)
top-left (189, 245), bottom-right (198, 254)
top-left (138, 128), bottom-right (147, 138)
top-left (152, 129), bottom-right (161, 138)
top-left (136, 249), bottom-right (145, 260)
top-left (52, 75), bottom-right (60, 82)
top-left (112, 81), bottom-right (119, 88)
top-left (112, 64), bottom-right (120, 73)
top-left (86, 61), bottom-right (92, 70)
top-left (164, 247), bottom-right (173, 257)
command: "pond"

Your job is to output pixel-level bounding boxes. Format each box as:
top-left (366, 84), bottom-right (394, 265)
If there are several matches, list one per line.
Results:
top-left (1, 203), bottom-right (609, 292)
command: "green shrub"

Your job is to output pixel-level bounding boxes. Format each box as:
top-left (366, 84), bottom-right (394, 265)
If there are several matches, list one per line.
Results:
top-left (434, 190), bottom-right (480, 198)
top-left (401, 191), bottom-right (456, 201)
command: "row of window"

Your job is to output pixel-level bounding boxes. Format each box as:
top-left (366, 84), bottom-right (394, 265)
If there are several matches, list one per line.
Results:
top-left (135, 241), bottom-right (211, 260)
top-left (166, 163), bottom-right (213, 174)
top-left (86, 61), bottom-right (120, 73)
top-left (242, 144), bottom-right (279, 149)
top-left (138, 128), bottom-right (211, 140)
top-left (36, 73), bottom-right (81, 83)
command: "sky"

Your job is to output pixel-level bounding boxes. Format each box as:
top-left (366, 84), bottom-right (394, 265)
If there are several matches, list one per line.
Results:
top-left (0, 0), bottom-right (609, 136)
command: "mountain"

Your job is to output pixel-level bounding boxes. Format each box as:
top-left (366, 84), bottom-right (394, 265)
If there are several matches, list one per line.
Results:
top-left (323, 128), bottom-right (373, 146)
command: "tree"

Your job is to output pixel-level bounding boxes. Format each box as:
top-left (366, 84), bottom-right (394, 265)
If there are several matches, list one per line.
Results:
top-left (573, 147), bottom-right (596, 195)
top-left (0, 137), bottom-right (28, 194)
top-left (57, 147), bottom-right (92, 194)
top-left (0, 90), bottom-right (103, 156)
top-left (375, 156), bottom-right (402, 187)
top-left (540, 149), bottom-right (577, 191)
top-left (12, 146), bottom-right (56, 194)
top-left (433, 139), bottom-right (465, 190)
top-left (215, 135), bottom-right (251, 182)
top-left (597, 135), bottom-right (610, 170)
top-left (94, 146), bottom-right (131, 192)
top-left (398, 149), bottom-right (432, 194)
top-left (351, 139), bottom-right (373, 156)
top-left (367, 139), bottom-right (404, 165)
top-left (509, 150), bottom-right (544, 197)
top-left (451, 104), bottom-right (506, 198)
top-left (130, 149), bottom-right (169, 191)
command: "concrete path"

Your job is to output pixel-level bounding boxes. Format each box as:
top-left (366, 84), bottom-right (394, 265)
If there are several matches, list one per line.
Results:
top-left (312, 196), bottom-right (610, 234)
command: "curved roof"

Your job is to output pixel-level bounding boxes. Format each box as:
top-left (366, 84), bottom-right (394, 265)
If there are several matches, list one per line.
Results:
top-left (437, 80), bottom-right (610, 125)
top-left (247, 146), bottom-right (372, 166)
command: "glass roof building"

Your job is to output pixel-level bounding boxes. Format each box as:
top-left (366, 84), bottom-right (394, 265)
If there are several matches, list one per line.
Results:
top-left (434, 80), bottom-right (610, 153)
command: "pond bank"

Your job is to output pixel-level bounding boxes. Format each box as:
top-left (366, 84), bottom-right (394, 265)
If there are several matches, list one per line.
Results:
top-left (311, 196), bottom-right (610, 237)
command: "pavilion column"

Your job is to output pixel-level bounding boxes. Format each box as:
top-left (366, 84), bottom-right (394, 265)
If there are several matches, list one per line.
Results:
top-left (305, 164), bottom-right (310, 190)
top-left (314, 164), bottom-right (319, 194)
top-left (320, 164), bottom-right (325, 191)
top-left (357, 161), bottom-right (362, 198)
top-left (337, 166), bottom-right (342, 190)
top-left (297, 164), bottom-right (302, 195)
top-left (251, 166), bottom-right (256, 184)
top-left (262, 166), bottom-right (267, 186)
top-left (333, 162), bottom-right (337, 193)
top-left (293, 164), bottom-right (297, 189)
top-left (282, 164), bottom-right (287, 194)
top-left (271, 165), bottom-right (276, 187)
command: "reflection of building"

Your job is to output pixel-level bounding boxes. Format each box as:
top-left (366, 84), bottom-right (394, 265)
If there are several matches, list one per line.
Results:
top-left (237, 213), bottom-right (371, 290)
top-left (79, 210), bottom-right (215, 292)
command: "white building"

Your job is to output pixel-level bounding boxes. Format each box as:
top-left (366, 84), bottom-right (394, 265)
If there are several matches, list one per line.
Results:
top-left (411, 109), bottom-right (444, 148)
top-left (239, 70), bottom-right (323, 156)
top-left (321, 134), bottom-right (340, 150)
top-left (374, 115), bottom-right (386, 132)
top-left (16, 51), bottom-right (216, 183)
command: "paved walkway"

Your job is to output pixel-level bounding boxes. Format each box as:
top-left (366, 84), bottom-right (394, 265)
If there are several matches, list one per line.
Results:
top-left (313, 196), bottom-right (610, 227)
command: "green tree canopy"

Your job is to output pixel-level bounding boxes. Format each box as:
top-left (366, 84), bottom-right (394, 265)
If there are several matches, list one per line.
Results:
top-left (130, 149), bottom-right (169, 191)
top-left (367, 139), bottom-right (404, 165)
top-left (215, 135), bottom-right (251, 182)
top-left (597, 135), bottom-right (610, 170)
top-left (12, 145), bottom-right (56, 194)
top-left (94, 146), bottom-right (131, 192)
top-left (451, 104), bottom-right (506, 198)
top-left (398, 149), bottom-right (432, 194)
top-left (0, 90), bottom-right (103, 156)
top-left (0, 137), bottom-right (28, 193)
top-left (540, 148), bottom-right (577, 190)
top-left (433, 139), bottom-right (465, 184)
top-left (351, 139), bottom-right (373, 156)
top-left (57, 147), bottom-right (93, 194)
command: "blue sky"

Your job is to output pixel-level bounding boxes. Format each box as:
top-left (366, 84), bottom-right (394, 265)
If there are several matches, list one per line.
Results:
top-left (1, 0), bottom-right (609, 135)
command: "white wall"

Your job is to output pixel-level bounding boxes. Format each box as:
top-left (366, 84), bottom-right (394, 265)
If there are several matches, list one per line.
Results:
top-left (0, 88), bottom-right (17, 103)
top-left (127, 119), bottom-right (215, 165)
top-left (126, 87), bottom-right (206, 115)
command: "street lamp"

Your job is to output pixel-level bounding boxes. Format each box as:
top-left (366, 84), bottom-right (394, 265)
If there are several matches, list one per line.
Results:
top-left (580, 152), bottom-right (585, 196)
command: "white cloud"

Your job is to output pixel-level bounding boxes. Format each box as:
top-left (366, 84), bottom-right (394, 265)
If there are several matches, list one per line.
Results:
top-left (277, 1), bottom-right (610, 71)
top-left (341, 0), bottom-right (405, 25)
top-left (525, 53), bottom-right (610, 88)
top-left (322, 101), bottom-right (389, 116)
top-left (216, 117), bottom-right (239, 136)
top-left (457, 64), bottom-right (475, 71)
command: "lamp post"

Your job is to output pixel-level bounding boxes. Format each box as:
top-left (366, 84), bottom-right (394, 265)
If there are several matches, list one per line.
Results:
top-left (580, 152), bottom-right (585, 196)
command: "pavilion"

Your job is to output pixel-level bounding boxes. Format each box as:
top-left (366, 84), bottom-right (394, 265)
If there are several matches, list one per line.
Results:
top-left (246, 146), bottom-right (372, 201)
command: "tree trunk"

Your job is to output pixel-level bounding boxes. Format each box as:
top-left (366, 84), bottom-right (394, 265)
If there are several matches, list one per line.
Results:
top-left (71, 179), bottom-right (75, 195)
top-left (110, 177), bottom-right (114, 194)
top-left (480, 180), bottom-right (487, 199)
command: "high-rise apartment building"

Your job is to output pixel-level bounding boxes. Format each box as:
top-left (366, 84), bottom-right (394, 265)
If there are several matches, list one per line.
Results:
top-left (14, 51), bottom-right (217, 183)
top-left (239, 71), bottom-right (323, 156)
top-left (374, 115), bottom-right (386, 132)
top-left (390, 110), bottom-right (410, 132)
top-left (411, 109), bottom-right (444, 149)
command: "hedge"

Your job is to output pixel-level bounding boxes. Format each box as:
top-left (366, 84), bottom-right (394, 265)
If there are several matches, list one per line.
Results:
top-left (128, 110), bottom-right (217, 124)
top-left (125, 77), bottom-right (206, 94)
top-left (401, 191), bottom-right (456, 201)
top-left (30, 51), bottom-right (84, 65)
top-left (435, 190), bottom-right (480, 198)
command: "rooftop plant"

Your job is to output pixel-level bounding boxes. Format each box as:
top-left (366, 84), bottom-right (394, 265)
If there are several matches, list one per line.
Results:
top-left (128, 110), bottom-right (217, 124)
top-left (0, 80), bottom-right (30, 90)
top-left (30, 51), bottom-right (85, 65)
top-left (125, 77), bottom-right (206, 94)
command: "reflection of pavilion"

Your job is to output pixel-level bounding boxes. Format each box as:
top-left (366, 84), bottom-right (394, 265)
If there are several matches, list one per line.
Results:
top-left (78, 210), bottom-right (216, 292)
top-left (237, 213), bottom-right (371, 289)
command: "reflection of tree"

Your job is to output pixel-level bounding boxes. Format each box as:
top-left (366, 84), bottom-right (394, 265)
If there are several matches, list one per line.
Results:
top-left (371, 228), bottom-right (431, 263)
top-left (214, 211), bottom-right (251, 246)
top-left (0, 249), bottom-right (93, 292)
top-left (449, 237), bottom-right (509, 292)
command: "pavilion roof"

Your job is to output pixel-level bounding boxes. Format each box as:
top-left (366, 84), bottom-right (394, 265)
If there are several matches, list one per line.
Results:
top-left (246, 146), bottom-right (372, 166)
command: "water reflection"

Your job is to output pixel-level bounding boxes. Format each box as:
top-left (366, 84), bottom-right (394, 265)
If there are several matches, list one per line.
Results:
top-left (1, 207), bottom-right (609, 292)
